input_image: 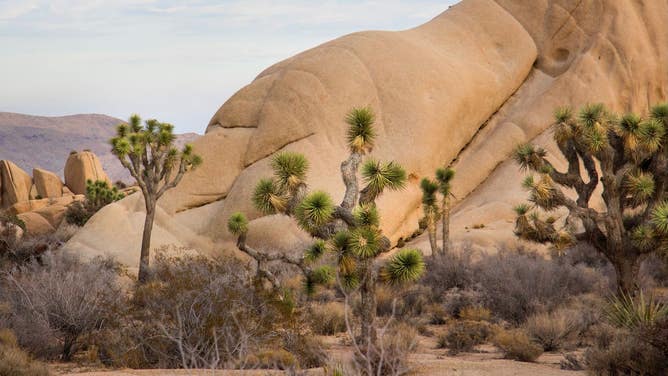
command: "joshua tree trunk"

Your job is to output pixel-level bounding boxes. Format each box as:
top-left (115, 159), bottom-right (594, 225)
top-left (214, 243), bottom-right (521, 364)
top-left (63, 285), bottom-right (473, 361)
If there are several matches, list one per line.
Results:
top-left (441, 197), bottom-right (451, 254)
top-left (138, 199), bottom-right (156, 283)
top-left (612, 253), bottom-right (642, 295)
top-left (425, 211), bottom-right (439, 255)
top-left (359, 260), bottom-right (377, 349)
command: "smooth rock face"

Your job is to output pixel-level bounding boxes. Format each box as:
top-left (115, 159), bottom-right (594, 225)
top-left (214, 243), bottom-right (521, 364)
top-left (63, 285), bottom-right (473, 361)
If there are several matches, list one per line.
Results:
top-left (65, 0), bottom-right (668, 265)
top-left (17, 211), bottom-right (55, 235)
top-left (64, 151), bottom-right (111, 195)
top-left (0, 160), bottom-right (32, 208)
top-left (33, 168), bottom-right (64, 198)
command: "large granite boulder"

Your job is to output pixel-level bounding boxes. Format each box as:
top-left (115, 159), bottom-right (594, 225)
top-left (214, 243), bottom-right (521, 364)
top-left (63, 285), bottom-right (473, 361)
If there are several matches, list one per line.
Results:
top-left (65, 0), bottom-right (668, 265)
top-left (0, 160), bottom-right (32, 208)
top-left (64, 151), bottom-right (111, 195)
top-left (33, 168), bottom-right (64, 198)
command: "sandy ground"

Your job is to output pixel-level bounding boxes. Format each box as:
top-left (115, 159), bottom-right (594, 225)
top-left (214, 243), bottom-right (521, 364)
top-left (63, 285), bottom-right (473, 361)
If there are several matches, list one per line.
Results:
top-left (54, 330), bottom-right (585, 376)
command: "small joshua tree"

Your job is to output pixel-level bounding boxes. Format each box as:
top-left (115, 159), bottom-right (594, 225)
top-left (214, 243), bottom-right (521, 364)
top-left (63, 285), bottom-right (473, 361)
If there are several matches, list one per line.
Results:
top-left (513, 102), bottom-right (668, 293)
top-left (111, 115), bottom-right (202, 283)
top-left (228, 107), bottom-right (425, 363)
top-left (65, 179), bottom-right (125, 226)
top-left (420, 167), bottom-right (455, 255)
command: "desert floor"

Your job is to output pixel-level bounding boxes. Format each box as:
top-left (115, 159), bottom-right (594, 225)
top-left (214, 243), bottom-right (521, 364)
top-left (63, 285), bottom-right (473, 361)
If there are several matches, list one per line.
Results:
top-left (52, 326), bottom-right (584, 376)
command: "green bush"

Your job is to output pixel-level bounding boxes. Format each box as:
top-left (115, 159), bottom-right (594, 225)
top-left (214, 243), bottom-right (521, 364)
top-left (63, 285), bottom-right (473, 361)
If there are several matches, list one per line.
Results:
top-left (492, 329), bottom-right (543, 362)
top-left (65, 180), bottom-right (124, 226)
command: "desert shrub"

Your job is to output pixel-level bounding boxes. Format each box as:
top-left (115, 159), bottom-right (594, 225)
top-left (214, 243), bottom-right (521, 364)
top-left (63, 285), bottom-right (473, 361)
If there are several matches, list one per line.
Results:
top-left (640, 254), bottom-right (668, 288)
top-left (459, 306), bottom-right (491, 322)
top-left (375, 284), bottom-right (430, 318)
top-left (63, 201), bottom-right (89, 227)
top-left (438, 320), bottom-right (492, 354)
top-left (310, 302), bottom-right (346, 335)
top-left (108, 253), bottom-right (323, 370)
top-left (1, 252), bottom-right (123, 360)
top-left (0, 232), bottom-right (61, 267)
top-left (425, 303), bottom-right (447, 325)
top-left (243, 349), bottom-right (297, 370)
top-left (492, 329), bottom-right (543, 362)
top-left (475, 251), bottom-right (606, 323)
top-left (560, 353), bottom-right (585, 371)
top-left (422, 249), bottom-right (607, 324)
top-left (362, 322), bottom-right (418, 376)
top-left (524, 310), bottom-right (576, 351)
top-left (0, 329), bottom-right (50, 376)
top-left (643, 316), bottom-right (668, 357)
top-left (440, 288), bottom-right (483, 319)
top-left (585, 329), bottom-right (667, 375)
top-left (421, 250), bottom-right (475, 300)
top-left (65, 180), bottom-right (124, 226)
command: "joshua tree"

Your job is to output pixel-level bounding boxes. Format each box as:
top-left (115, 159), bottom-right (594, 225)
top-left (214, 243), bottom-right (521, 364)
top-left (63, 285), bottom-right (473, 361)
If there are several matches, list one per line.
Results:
top-left (513, 102), bottom-right (668, 293)
top-left (65, 180), bottom-right (125, 226)
top-left (420, 167), bottom-right (455, 255)
top-left (228, 107), bottom-right (425, 357)
top-left (111, 115), bottom-right (202, 283)
top-left (420, 178), bottom-right (439, 254)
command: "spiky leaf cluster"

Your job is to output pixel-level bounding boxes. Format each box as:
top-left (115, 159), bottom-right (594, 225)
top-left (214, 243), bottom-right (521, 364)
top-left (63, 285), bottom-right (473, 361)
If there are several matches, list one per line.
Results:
top-left (110, 115), bottom-right (202, 198)
top-left (295, 190), bottom-right (334, 233)
top-left (346, 107), bottom-right (376, 153)
top-left (361, 159), bottom-right (406, 201)
top-left (227, 212), bottom-right (249, 236)
top-left (85, 179), bottom-right (125, 209)
top-left (252, 151), bottom-right (311, 215)
top-left (381, 248), bottom-right (425, 285)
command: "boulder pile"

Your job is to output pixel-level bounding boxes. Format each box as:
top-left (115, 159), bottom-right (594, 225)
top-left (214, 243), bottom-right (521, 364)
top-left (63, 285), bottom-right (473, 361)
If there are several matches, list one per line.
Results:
top-left (0, 151), bottom-right (111, 234)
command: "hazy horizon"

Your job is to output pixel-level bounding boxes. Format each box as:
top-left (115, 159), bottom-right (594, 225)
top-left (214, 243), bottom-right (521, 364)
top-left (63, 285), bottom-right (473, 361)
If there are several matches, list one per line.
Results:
top-left (1, 0), bottom-right (457, 134)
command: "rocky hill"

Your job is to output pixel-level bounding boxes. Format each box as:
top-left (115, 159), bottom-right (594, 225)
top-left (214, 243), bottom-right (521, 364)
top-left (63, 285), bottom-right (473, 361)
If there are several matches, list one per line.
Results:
top-left (0, 112), bottom-right (199, 183)
top-left (65, 0), bottom-right (668, 267)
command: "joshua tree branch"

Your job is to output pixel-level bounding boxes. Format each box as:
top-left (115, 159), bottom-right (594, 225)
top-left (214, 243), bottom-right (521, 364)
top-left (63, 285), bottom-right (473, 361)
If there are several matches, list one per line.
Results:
top-left (340, 152), bottom-right (362, 209)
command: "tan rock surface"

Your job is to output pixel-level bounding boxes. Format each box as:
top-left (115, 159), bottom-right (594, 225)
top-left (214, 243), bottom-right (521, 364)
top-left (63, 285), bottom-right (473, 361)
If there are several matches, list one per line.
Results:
top-left (64, 151), bottom-right (111, 195)
top-left (33, 168), bottom-right (64, 198)
top-left (65, 0), bottom-right (668, 265)
top-left (0, 160), bottom-right (32, 208)
top-left (17, 211), bottom-right (55, 235)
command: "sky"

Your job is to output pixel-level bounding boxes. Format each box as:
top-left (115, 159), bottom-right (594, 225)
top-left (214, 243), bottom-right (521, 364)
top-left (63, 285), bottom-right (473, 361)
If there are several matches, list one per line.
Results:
top-left (0, 0), bottom-right (458, 134)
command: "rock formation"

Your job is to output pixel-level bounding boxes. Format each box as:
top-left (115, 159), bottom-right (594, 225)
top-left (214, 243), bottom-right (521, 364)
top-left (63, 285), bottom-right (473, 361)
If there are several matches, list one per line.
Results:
top-left (0, 151), bottom-right (111, 234)
top-left (64, 151), bottom-right (111, 195)
top-left (65, 0), bottom-right (668, 264)
top-left (33, 168), bottom-right (64, 199)
top-left (1, 160), bottom-right (32, 208)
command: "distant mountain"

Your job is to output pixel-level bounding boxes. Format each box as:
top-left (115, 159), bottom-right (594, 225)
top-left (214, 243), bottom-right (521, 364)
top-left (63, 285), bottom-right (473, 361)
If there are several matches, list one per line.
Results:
top-left (0, 112), bottom-right (199, 183)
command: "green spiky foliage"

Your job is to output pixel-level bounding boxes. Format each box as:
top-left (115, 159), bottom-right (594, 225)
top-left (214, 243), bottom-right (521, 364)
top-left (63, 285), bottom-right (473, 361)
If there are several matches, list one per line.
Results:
top-left (381, 248), bottom-right (425, 285)
top-left (85, 179), bottom-right (125, 209)
top-left (65, 179), bottom-right (127, 227)
top-left (605, 290), bottom-right (668, 330)
top-left (513, 102), bottom-right (668, 293)
top-left (228, 106), bottom-right (423, 353)
top-left (110, 115), bottom-right (201, 283)
top-left (346, 107), bottom-right (376, 153)
top-left (227, 212), bottom-right (249, 236)
top-left (420, 166), bottom-right (456, 254)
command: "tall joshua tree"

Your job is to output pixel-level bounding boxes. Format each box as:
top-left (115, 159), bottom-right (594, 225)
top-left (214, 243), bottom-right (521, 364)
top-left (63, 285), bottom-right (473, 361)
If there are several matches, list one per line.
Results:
top-left (228, 107), bottom-right (425, 356)
top-left (111, 115), bottom-right (202, 283)
top-left (513, 102), bottom-right (668, 293)
top-left (420, 167), bottom-right (455, 255)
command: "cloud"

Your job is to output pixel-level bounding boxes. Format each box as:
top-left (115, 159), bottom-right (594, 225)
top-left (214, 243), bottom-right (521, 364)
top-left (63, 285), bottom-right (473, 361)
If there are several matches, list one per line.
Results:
top-left (1, 0), bottom-right (459, 133)
top-left (0, 1), bottom-right (39, 20)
